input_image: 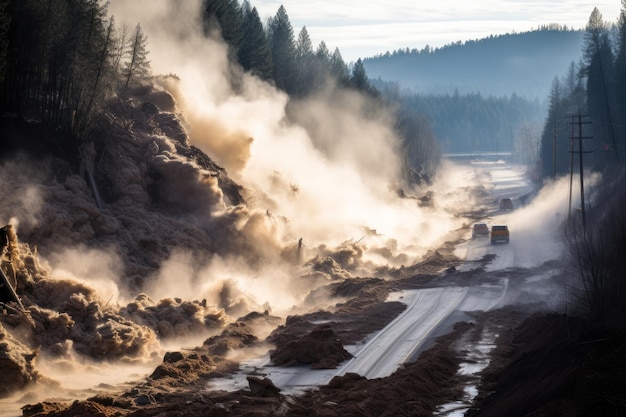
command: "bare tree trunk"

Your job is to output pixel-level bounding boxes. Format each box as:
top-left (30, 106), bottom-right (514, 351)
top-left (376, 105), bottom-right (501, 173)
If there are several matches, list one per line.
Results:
top-left (80, 141), bottom-right (103, 208)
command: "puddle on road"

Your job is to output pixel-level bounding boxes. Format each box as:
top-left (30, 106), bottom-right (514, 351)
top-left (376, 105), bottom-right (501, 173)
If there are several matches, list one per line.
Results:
top-left (207, 354), bottom-right (271, 392)
top-left (435, 328), bottom-right (498, 416)
top-left (206, 334), bottom-right (374, 396)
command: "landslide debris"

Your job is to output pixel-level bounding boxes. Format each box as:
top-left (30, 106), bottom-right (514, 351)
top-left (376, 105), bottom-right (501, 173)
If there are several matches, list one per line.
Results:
top-left (269, 322), bottom-right (352, 368)
top-left (1, 85), bottom-right (252, 293)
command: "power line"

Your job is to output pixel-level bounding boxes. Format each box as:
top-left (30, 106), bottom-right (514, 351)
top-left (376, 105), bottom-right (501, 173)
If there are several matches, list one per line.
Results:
top-left (589, 118), bottom-right (626, 129)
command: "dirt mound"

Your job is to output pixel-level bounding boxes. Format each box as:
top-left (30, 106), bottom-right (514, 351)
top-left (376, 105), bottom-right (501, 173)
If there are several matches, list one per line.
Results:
top-left (402, 242), bottom-right (462, 276)
top-left (20, 318), bottom-right (471, 417)
top-left (0, 321), bottom-right (39, 397)
top-left (1, 89), bottom-right (249, 291)
top-left (270, 323), bottom-right (352, 368)
top-left (149, 350), bottom-right (225, 386)
top-left (279, 321), bottom-right (471, 417)
top-left (246, 376), bottom-right (281, 397)
top-left (23, 400), bottom-right (119, 417)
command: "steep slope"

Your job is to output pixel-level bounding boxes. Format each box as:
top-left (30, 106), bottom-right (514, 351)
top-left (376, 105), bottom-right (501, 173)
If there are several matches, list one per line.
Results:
top-left (0, 86), bottom-right (254, 292)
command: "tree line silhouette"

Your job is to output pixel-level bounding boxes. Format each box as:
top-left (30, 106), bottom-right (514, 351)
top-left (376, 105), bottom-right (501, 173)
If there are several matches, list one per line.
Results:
top-left (0, 0), bottom-right (150, 143)
top-left (375, 85), bottom-right (543, 154)
top-left (541, 5), bottom-right (626, 332)
top-left (365, 27), bottom-right (589, 156)
top-left (203, 1), bottom-right (374, 97)
top-left (540, 6), bottom-right (626, 177)
top-left (0, 0), bottom-right (378, 142)
top-left (364, 27), bottom-right (585, 100)
top-left (202, 0), bottom-right (440, 177)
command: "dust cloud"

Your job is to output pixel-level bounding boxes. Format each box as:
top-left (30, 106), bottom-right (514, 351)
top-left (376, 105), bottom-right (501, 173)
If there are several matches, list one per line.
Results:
top-left (0, 1), bottom-right (481, 411)
top-left (497, 172), bottom-right (602, 268)
top-left (107, 0), bottom-right (469, 306)
top-left (44, 246), bottom-right (123, 305)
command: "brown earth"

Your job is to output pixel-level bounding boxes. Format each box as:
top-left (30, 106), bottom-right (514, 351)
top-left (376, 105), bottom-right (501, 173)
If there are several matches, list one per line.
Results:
top-left (5, 228), bottom-right (626, 417)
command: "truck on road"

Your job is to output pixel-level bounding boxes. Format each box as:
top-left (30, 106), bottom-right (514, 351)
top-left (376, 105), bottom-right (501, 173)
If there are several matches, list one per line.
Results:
top-left (490, 224), bottom-right (510, 244)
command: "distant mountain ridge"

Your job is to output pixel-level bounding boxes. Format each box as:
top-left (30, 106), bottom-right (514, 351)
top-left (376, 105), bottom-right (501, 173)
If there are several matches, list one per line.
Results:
top-left (363, 29), bottom-right (585, 100)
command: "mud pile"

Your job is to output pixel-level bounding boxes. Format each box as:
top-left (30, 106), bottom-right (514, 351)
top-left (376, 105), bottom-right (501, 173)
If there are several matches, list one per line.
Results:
top-left (120, 294), bottom-right (229, 339)
top-left (0, 321), bottom-right (38, 397)
top-left (269, 322), bottom-right (353, 369)
top-left (1, 86), bottom-right (253, 293)
top-left (17, 311), bottom-right (472, 417)
top-left (0, 228), bottom-right (157, 396)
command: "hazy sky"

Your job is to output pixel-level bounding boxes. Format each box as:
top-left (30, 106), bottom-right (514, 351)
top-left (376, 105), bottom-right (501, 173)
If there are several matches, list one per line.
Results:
top-left (253, 1), bottom-right (623, 62)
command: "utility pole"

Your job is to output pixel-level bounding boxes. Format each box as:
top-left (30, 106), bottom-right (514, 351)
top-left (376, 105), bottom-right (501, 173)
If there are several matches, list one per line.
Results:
top-left (552, 118), bottom-right (557, 179)
top-left (569, 113), bottom-right (593, 228)
top-left (567, 114), bottom-right (575, 221)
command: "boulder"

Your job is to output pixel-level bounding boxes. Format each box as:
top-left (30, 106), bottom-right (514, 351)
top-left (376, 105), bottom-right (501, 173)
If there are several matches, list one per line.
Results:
top-left (247, 376), bottom-right (281, 397)
top-left (270, 324), bottom-right (352, 368)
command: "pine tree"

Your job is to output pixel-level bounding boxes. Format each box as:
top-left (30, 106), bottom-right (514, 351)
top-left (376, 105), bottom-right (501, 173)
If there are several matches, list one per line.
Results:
top-left (540, 77), bottom-right (568, 178)
top-left (123, 23), bottom-right (150, 91)
top-left (294, 26), bottom-right (315, 95)
top-left (295, 26), bottom-right (313, 59)
top-left (267, 5), bottom-right (296, 93)
top-left (111, 22), bottom-right (131, 76)
top-left (203, 0), bottom-right (243, 53)
top-left (330, 47), bottom-right (349, 84)
top-left (561, 61), bottom-right (582, 103)
top-left (351, 58), bottom-right (370, 91)
top-left (583, 7), bottom-right (617, 168)
top-left (238, 2), bottom-right (272, 80)
top-left (75, 17), bottom-right (115, 139)
top-left (315, 40), bottom-right (330, 63)
top-left (614, 0), bottom-right (626, 149)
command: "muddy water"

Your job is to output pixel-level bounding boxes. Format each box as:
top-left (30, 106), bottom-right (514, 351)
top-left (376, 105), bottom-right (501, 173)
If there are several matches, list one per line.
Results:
top-left (435, 329), bottom-right (498, 416)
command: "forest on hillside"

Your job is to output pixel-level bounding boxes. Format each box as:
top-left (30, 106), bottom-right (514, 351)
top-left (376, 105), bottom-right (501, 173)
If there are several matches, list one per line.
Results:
top-left (364, 26), bottom-right (585, 99)
top-left (2, 1), bottom-right (624, 184)
top-left (539, 7), bottom-right (626, 179)
top-left (375, 84), bottom-right (544, 156)
top-left (538, 6), bottom-right (626, 334)
top-left (366, 27), bottom-right (586, 155)
top-left (0, 0), bottom-right (441, 182)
